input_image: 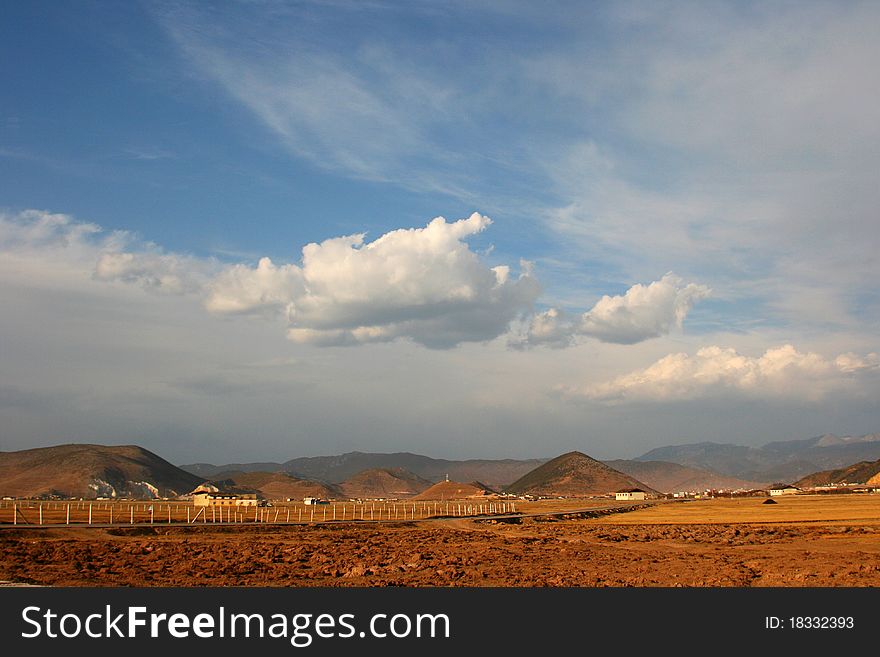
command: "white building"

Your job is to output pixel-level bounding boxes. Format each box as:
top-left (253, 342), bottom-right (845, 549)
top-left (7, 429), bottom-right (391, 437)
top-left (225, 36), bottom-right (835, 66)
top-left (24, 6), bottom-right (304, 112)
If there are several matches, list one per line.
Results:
top-left (193, 492), bottom-right (260, 507)
top-left (768, 484), bottom-right (800, 496)
top-left (615, 488), bottom-right (647, 501)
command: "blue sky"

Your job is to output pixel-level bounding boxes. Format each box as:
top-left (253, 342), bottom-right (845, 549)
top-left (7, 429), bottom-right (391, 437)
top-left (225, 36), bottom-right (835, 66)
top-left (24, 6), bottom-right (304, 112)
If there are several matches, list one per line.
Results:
top-left (1, 1), bottom-right (879, 463)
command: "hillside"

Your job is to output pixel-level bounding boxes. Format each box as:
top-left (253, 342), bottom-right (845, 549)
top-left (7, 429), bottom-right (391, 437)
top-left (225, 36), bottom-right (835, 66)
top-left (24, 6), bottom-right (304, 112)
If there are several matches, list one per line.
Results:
top-left (181, 462), bottom-right (285, 478)
top-left (183, 452), bottom-right (545, 489)
top-left (637, 434), bottom-right (880, 482)
top-left (339, 468), bottom-right (432, 499)
top-left (411, 480), bottom-right (496, 500)
top-left (0, 444), bottom-right (200, 499)
top-left (795, 459), bottom-right (880, 488)
top-left (208, 471), bottom-right (340, 500)
top-left (282, 452), bottom-right (544, 489)
top-left (605, 459), bottom-right (764, 493)
top-left (506, 451), bottom-right (655, 497)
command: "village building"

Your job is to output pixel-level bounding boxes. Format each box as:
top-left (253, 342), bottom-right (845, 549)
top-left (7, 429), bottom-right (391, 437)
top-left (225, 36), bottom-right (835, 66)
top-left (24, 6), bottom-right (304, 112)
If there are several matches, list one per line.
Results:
top-left (192, 492), bottom-right (260, 507)
top-left (615, 488), bottom-right (647, 501)
top-left (768, 484), bottom-right (800, 496)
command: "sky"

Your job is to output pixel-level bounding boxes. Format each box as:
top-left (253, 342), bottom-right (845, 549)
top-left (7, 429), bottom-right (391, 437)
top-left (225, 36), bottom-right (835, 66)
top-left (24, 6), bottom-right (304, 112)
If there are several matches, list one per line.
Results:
top-left (1, 1), bottom-right (879, 464)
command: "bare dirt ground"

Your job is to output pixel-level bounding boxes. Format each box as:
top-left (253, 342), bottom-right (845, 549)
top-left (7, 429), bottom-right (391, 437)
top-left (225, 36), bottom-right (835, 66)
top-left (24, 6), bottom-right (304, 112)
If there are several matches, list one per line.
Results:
top-left (1, 496), bottom-right (879, 587)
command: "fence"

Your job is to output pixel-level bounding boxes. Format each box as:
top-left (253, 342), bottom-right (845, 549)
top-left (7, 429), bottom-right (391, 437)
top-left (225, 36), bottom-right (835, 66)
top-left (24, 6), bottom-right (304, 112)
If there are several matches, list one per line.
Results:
top-left (0, 499), bottom-right (517, 527)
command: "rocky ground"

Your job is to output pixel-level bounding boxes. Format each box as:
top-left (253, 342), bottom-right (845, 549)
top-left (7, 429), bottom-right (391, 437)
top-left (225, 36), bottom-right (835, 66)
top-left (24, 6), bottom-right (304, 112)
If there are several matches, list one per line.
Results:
top-left (1, 515), bottom-right (879, 587)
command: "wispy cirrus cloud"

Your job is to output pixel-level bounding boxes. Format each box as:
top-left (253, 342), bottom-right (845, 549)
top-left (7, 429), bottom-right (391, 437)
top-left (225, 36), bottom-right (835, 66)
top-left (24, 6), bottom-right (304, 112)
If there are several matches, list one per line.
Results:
top-left (154, 4), bottom-right (493, 199)
top-left (529, 2), bottom-right (880, 333)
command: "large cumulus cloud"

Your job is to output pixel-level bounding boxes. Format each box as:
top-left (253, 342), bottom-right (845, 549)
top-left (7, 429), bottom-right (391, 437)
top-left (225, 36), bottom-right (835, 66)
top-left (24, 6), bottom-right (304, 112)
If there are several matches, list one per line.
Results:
top-left (512, 273), bottom-right (710, 348)
top-left (204, 212), bottom-right (541, 348)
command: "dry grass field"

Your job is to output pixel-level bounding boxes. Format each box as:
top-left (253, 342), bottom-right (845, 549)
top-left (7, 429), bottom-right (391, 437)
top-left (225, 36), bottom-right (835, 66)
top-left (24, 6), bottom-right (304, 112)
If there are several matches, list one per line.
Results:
top-left (1, 494), bottom-right (878, 587)
top-left (594, 494), bottom-right (880, 525)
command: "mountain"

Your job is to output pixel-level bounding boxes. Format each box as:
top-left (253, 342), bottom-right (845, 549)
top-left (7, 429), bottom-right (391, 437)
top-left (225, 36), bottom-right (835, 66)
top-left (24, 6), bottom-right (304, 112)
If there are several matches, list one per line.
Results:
top-left (0, 444), bottom-right (200, 499)
top-left (636, 434), bottom-right (880, 482)
top-left (604, 460), bottom-right (764, 493)
top-left (182, 451), bottom-right (545, 489)
top-left (411, 480), bottom-right (496, 500)
top-left (795, 459), bottom-right (880, 488)
top-left (181, 462), bottom-right (286, 478)
top-left (505, 451), bottom-right (655, 497)
top-left (183, 450), bottom-right (756, 494)
top-left (339, 468), bottom-right (432, 499)
top-left (282, 452), bottom-right (544, 489)
top-left (207, 471), bottom-right (340, 500)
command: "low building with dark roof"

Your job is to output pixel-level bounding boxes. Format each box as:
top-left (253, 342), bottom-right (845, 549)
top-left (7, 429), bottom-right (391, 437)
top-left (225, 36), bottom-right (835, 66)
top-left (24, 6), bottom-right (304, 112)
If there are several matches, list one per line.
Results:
top-left (768, 483), bottom-right (800, 496)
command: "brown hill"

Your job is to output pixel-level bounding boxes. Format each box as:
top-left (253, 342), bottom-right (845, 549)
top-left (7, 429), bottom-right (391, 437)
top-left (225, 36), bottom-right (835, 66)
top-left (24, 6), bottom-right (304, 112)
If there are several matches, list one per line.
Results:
top-left (505, 451), bottom-right (655, 497)
top-left (795, 459), bottom-right (880, 488)
top-left (411, 480), bottom-right (496, 500)
top-left (605, 459), bottom-right (765, 493)
top-left (0, 444), bottom-right (200, 499)
top-left (209, 471), bottom-right (340, 500)
top-left (339, 468), bottom-right (432, 499)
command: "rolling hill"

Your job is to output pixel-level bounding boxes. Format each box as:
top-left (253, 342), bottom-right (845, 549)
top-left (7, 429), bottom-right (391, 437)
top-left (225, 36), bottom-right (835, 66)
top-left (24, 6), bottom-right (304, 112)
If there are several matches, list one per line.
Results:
top-left (207, 471), bottom-right (341, 500)
top-left (411, 480), bottom-right (496, 500)
top-left (0, 444), bottom-right (200, 499)
top-left (182, 451), bottom-right (752, 492)
top-left (339, 468), bottom-right (432, 499)
top-left (605, 459), bottom-right (764, 493)
top-left (505, 451), bottom-right (655, 497)
top-left (182, 451), bottom-right (545, 490)
top-left (794, 459), bottom-right (880, 488)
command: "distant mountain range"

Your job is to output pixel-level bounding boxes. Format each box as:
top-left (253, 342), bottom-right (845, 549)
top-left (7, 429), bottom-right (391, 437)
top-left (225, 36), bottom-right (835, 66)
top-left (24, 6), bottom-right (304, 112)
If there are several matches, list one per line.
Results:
top-left (637, 434), bottom-right (880, 483)
top-left (4, 432), bottom-right (877, 500)
top-left (182, 449), bottom-right (762, 493)
top-left (183, 452), bottom-right (545, 491)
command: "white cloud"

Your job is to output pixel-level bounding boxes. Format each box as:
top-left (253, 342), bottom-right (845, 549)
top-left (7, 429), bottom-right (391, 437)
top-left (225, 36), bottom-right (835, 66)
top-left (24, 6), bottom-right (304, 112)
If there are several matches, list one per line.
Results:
top-left (513, 307), bottom-right (576, 349)
top-left (1, 209), bottom-right (216, 296)
top-left (0, 209), bottom-right (101, 249)
top-left (205, 257), bottom-right (303, 316)
top-left (575, 344), bottom-right (880, 403)
top-left (512, 273), bottom-right (710, 348)
top-left (579, 273), bottom-right (710, 344)
top-left (206, 212), bottom-right (541, 348)
top-left (94, 251), bottom-right (211, 294)
top-left (530, 3), bottom-right (880, 332)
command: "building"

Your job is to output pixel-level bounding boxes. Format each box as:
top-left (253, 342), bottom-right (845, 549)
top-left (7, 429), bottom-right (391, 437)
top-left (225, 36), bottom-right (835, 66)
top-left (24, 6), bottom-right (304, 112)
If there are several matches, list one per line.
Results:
top-left (768, 484), bottom-right (800, 496)
top-left (303, 497), bottom-right (329, 505)
top-left (192, 492), bottom-right (260, 507)
top-left (615, 488), bottom-right (647, 501)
